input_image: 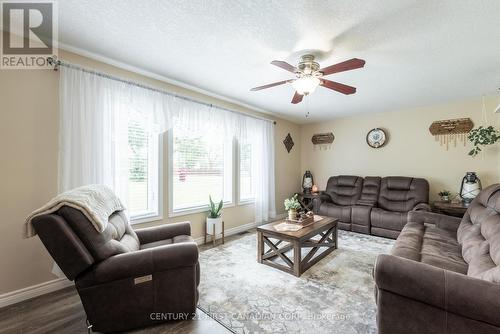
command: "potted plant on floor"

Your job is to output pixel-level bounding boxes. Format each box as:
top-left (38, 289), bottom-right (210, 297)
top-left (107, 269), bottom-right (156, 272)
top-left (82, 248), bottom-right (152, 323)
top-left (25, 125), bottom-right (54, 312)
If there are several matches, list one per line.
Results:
top-left (207, 195), bottom-right (223, 236)
top-left (438, 190), bottom-right (451, 202)
top-left (284, 194), bottom-right (301, 220)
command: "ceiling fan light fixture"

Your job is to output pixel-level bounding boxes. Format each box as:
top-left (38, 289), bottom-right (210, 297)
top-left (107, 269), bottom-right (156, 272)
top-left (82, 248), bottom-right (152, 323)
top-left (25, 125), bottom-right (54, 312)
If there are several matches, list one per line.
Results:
top-left (250, 54), bottom-right (365, 104)
top-left (292, 76), bottom-right (320, 95)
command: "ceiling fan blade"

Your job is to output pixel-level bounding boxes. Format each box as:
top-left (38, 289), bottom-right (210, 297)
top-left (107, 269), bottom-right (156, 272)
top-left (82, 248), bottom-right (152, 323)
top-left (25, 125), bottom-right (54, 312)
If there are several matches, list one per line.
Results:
top-left (271, 60), bottom-right (297, 73)
top-left (320, 79), bottom-right (356, 95)
top-left (320, 58), bottom-right (365, 76)
top-left (291, 92), bottom-right (303, 104)
top-left (250, 80), bottom-right (290, 91)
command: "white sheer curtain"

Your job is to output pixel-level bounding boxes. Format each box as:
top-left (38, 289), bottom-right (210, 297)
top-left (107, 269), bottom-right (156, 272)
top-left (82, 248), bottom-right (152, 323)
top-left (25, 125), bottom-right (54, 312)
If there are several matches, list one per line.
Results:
top-left (248, 119), bottom-right (276, 223)
top-left (59, 66), bottom-right (172, 207)
top-left (59, 65), bottom-right (275, 224)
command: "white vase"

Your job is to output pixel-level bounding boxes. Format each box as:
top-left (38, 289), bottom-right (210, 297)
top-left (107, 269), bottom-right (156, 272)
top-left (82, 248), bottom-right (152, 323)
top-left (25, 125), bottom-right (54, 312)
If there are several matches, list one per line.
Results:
top-left (288, 209), bottom-right (297, 220)
top-left (206, 217), bottom-right (223, 235)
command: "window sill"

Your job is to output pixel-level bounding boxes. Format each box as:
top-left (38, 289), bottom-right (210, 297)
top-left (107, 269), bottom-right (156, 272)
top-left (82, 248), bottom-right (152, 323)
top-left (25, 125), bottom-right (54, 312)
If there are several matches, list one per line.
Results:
top-left (237, 199), bottom-right (255, 206)
top-left (130, 213), bottom-right (163, 225)
top-left (169, 202), bottom-right (235, 218)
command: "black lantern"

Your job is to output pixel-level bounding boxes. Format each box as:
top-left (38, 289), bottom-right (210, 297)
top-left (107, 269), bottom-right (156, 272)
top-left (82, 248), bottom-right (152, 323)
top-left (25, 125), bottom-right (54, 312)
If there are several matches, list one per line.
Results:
top-left (302, 170), bottom-right (314, 194)
top-left (460, 172), bottom-right (482, 204)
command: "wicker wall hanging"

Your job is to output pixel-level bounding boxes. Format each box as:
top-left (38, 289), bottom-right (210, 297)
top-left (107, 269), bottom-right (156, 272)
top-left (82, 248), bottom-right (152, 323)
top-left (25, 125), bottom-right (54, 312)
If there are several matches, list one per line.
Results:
top-left (429, 118), bottom-right (474, 150)
top-left (311, 132), bottom-right (334, 145)
top-left (283, 133), bottom-right (294, 153)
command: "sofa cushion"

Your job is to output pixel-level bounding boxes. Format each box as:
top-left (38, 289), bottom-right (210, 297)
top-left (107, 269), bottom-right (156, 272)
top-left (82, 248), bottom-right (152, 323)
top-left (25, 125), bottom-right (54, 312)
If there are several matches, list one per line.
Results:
top-left (392, 222), bottom-right (468, 274)
top-left (318, 202), bottom-right (351, 223)
top-left (359, 176), bottom-right (381, 203)
top-left (371, 208), bottom-right (408, 231)
top-left (457, 185), bottom-right (500, 283)
top-left (59, 206), bottom-right (140, 262)
top-left (378, 177), bottom-right (429, 212)
top-left (325, 175), bottom-right (363, 206)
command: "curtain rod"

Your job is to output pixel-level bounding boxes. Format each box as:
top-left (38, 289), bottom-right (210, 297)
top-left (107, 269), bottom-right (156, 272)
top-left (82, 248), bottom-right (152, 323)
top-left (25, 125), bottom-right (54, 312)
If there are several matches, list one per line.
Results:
top-left (46, 57), bottom-right (276, 125)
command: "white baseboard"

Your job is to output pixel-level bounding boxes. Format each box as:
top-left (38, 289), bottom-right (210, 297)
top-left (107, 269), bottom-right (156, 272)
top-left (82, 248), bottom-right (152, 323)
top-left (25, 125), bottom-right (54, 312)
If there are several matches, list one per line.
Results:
top-left (0, 215), bottom-right (287, 308)
top-left (0, 277), bottom-right (73, 309)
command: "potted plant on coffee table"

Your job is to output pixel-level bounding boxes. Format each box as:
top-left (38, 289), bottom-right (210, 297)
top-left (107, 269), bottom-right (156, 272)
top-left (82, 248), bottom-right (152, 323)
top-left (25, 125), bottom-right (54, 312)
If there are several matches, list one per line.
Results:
top-left (206, 195), bottom-right (223, 238)
top-left (284, 194), bottom-right (301, 220)
top-left (438, 190), bottom-right (451, 202)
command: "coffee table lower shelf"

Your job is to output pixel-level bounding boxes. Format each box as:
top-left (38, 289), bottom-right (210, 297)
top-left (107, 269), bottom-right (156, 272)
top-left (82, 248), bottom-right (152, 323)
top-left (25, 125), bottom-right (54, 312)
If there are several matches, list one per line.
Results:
top-left (257, 217), bottom-right (338, 277)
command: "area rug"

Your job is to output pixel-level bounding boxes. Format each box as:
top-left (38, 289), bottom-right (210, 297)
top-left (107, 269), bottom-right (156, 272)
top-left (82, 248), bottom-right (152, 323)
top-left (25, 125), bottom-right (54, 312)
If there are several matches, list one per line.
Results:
top-left (198, 230), bottom-right (395, 334)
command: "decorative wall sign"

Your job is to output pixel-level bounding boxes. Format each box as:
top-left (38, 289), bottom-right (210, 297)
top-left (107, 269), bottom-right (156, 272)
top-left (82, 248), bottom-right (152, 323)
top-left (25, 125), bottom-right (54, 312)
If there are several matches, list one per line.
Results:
top-left (311, 132), bottom-right (335, 145)
top-left (366, 128), bottom-right (387, 148)
top-left (429, 118), bottom-right (473, 150)
top-left (283, 133), bottom-right (294, 153)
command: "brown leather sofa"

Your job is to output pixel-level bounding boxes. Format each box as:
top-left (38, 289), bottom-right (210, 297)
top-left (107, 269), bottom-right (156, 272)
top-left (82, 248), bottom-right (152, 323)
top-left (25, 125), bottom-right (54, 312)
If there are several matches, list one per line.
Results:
top-left (313, 175), bottom-right (429, 238)
top-left (374, 184), bottom-right (500, 333)
top-left (32, 206), bottom-right (200, 333)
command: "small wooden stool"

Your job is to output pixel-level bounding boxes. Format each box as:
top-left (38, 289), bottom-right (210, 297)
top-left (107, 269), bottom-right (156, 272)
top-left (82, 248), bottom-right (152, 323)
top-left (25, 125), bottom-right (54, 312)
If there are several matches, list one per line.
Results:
top-left (204, 220), bottom-right (225, 246)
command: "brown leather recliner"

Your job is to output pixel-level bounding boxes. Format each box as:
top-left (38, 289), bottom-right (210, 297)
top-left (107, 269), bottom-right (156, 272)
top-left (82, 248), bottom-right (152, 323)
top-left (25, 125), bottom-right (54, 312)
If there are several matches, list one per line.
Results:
top-left (374, 184), bottom-right (500, 333)
top-left (313, 175), bottom-right (363, 231)
top-left (32, 206), bottom-right (200, 333)
top-left (313, 175), bottom-right (429, 239)
top-left (370, 176), bottom-right (429, 238)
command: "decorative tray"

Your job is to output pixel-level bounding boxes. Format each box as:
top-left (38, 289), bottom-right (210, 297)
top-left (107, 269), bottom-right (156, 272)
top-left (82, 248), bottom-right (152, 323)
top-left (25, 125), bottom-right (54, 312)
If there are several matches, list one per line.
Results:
top-left (275, 214), bottom-right (322, 232)
top-left (285, 212), bottom-right (317, 226)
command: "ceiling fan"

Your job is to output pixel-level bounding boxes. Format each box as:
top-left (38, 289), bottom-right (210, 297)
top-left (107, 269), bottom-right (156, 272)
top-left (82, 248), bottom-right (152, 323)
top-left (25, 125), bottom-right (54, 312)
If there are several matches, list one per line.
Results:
top-left (250, 54), bottom-right (365, 104)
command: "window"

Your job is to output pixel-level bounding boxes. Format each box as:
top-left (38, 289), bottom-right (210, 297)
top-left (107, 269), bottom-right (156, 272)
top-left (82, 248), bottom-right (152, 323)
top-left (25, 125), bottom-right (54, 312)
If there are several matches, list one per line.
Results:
top-left (239, 141), bottom-right (254, 202)
top-left (127, 111), bottom-right (161, 221)
top-left (169, 127), bottom-right (233, 215)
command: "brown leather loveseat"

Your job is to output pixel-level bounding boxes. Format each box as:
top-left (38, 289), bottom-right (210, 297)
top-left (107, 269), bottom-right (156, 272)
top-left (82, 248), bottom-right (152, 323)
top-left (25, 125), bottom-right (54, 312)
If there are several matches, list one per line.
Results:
top-left (32, 206), bottom-right (200, 333)
top-left (313, 175), bottom-right (429, 239)
top-left (374, 184), bottom-right (500, 333)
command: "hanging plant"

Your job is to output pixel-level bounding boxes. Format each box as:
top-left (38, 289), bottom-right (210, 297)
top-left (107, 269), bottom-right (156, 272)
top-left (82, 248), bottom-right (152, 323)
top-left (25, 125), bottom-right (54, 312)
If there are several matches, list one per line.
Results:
top-left (467, 126), bottom-right (500, 157)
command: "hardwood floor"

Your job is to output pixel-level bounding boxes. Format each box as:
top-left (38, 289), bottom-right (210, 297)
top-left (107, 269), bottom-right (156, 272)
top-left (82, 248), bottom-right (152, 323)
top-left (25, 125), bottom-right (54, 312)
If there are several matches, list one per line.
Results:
top-left (0, 232), bottom-right (252, 334)
top-left (0, 285), bottom-right (231, 333)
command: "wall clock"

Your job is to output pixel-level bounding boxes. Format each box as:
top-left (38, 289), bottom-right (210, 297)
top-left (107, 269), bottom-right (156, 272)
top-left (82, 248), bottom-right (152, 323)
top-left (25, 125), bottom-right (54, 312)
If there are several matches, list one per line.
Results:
top-left (366, 128), bottom-right (387, 148)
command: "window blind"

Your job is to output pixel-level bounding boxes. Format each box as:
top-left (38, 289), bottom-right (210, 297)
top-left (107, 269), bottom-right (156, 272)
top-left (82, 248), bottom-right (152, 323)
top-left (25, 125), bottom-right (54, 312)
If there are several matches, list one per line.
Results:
top-left (128, 115), bottom-right (150, 214)
top-left (172, 128), bottom-right (232, 211)
top-left (239, 142), bottom-right (253, 201)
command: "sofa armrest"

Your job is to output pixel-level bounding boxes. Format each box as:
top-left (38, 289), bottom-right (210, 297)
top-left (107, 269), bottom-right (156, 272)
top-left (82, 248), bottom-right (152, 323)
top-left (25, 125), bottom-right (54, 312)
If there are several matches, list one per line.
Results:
top-left (135, 221), bottom-right (191, 244)
top-left (374, 254), bottom-right (500, 328)
top-left (318, 191), bottom-right (332, 201)
top-left (412, 202), bottom-right (431, 211)
top-left (76, 242), bottom-right (198, 287)
top-left (312, 192), bottom-right (332, 212)
top-left (408, 210), bottom-right (461, 232)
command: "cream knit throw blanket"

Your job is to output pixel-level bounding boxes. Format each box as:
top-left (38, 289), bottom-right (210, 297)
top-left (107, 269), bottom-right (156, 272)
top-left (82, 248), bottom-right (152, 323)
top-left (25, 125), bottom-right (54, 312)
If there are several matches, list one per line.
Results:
top-left (24, 184), bottom-right (125, 238)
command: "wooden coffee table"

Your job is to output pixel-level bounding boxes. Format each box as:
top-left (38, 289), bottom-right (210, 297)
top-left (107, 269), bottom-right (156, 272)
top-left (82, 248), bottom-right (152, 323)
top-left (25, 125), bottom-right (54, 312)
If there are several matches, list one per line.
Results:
top-left (257, 216), bottom-right (338, 277)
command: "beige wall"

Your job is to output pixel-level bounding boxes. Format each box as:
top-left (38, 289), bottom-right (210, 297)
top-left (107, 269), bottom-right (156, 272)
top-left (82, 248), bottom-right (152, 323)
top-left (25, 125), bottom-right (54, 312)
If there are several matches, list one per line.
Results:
top-left (300, 96), bottom-right (500, 201)
top-left (0, 50), bottom-right (302, 295)
top-left (1, 48), bottom-right (499, 297)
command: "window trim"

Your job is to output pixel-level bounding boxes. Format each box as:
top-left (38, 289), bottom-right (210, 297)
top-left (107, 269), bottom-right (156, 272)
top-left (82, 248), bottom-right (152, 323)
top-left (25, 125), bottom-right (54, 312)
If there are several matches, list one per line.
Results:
top-left (167, 130), bottom-right (257, 218)
top-left (130, 133), bottom-right (164, 225)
